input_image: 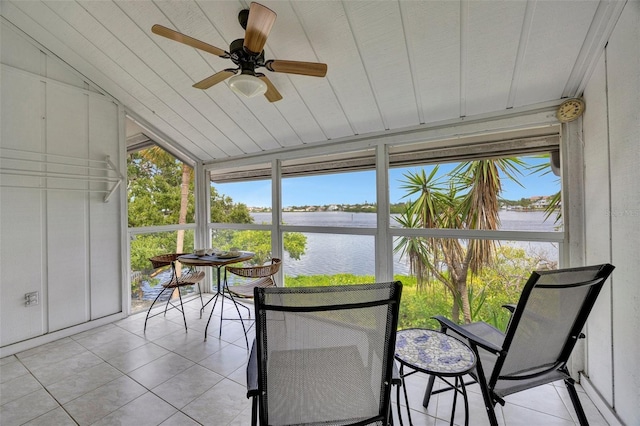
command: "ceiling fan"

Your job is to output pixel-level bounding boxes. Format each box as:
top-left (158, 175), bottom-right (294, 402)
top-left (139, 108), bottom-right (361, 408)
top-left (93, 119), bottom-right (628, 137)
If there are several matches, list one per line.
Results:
top-left (152, 2), bottom-right (328, 102)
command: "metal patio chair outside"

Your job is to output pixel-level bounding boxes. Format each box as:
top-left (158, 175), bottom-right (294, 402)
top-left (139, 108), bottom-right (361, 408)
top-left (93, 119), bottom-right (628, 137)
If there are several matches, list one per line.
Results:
top-left (247, 281), bottom-right (403, 426)
top-left (426, 263), bottom-right (615, 426)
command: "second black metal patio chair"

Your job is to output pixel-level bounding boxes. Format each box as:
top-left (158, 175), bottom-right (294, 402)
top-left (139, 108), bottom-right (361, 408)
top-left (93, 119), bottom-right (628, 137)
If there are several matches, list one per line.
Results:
top-left (425, 263), bottom-right (615, 426)
top-left (246, 281), bottom-right (403, 426)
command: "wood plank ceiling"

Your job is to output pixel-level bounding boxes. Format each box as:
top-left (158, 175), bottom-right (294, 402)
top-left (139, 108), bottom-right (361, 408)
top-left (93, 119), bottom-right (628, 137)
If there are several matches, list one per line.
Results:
top-left (1, 1), bottom-right (621, 164)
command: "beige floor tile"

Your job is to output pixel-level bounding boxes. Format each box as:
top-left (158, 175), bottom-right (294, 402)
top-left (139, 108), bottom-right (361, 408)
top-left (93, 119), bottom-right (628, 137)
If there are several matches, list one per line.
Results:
top-left (171, 336), bottom-right (229, 363)
top-left (502, 403), bottom-right (575, 425)
top-left (16, 340), bottom-right (86, 371)
top-left (0, 358), bottom-right (30, 384)
top-left (128, 352), bottom-right (195, 389)
top-left (47, 362), bottom-right (122, 404)
top-left (0, 309), bottom-right (611, 426)
top-left (0, 388), bottom-right (59, 426)
top-left (0, 373), bottom-right (43, 405)
top-left (0, 355), bottom-right (18, 366)
top-left (159, 411), bottom-right (202, 425)
top-left (22, 406), bottom-right (76, 426)
top-left (74, 326), bottom-right (133, 351)
top-left (91, 392), bottom-right (177, 426)
top-left (181, 378), bottom-right (251, 425)
top-left (29, 350), bottom-right (103, 386)
top-left (62, 375), bottom-right (146, 425)
top-left (197, 343), bottom-right (250, 377)
top-left (504, 383), bottom-right (573, 421)
top-left (106, 342), bottom-right (169, 373)
top-left (152, 364), bottom-right (224, 409)
top-left (15, 337), bottom-right (75, 359)
top-left (89, 332), bottom-right (149, 361)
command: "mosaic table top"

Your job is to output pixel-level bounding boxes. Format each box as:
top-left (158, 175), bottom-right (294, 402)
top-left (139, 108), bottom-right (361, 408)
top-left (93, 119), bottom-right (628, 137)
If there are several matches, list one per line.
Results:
top-left (395, 328), bottom-right (476, 376)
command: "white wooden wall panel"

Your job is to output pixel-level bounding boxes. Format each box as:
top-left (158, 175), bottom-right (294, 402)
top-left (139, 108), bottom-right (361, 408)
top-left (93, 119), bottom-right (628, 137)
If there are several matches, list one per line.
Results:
top-left (88, 96), bottom-right (121, 319)
top-left (45, 85), bottom-right (90, 331)
top-left (1, 70), bottom-right (43, 152)
top-left (44, 58), bottom-right (87, 90)
top-left (0, 22), bottom-right (42, 74)
top-left (42, 1), bottom-right (213, 146)
top-left (606, 3), bottom-right (640, 424)
top-left (0, 70), bottom-right (46, 346)
top-left (46, 189), bottom-right (89, 331)
top-left (5, 0), bottom-right (215, 162)
top-left (0, 189), bottom-right (46, 344)
top-left (1, 21), bottom-right (124, 346)
top-left (582, 55), bottom-right (613, 405)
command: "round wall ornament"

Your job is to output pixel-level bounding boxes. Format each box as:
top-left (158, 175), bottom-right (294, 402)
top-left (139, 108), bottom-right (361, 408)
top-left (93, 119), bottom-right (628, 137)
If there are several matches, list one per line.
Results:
top-left (556, 98), bottom-right (585, 123)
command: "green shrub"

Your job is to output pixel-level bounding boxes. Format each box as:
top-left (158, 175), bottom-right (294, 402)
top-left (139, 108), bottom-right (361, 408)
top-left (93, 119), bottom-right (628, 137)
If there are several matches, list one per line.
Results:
top-left (283, 245), bottom-right (540, 331)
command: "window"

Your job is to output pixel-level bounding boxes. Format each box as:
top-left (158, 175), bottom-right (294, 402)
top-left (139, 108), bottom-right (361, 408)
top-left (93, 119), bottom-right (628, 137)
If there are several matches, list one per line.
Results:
top-left (127, 142), bottom-right (198, 314)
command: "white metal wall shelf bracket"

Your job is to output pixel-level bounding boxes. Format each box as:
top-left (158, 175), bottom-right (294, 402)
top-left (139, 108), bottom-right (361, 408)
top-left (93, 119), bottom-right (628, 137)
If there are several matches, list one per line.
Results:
top-left (0, 148), bottom-right (123, 202)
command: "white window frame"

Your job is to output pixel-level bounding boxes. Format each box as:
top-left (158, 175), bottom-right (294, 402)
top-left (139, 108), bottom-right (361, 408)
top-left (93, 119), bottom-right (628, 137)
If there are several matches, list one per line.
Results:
top-left (204, 108), bottom-right (568, 284)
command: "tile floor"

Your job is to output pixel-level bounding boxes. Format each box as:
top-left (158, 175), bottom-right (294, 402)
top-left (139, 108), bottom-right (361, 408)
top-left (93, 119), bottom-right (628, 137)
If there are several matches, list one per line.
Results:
top-left (1, 295), bottom-right (609, 425)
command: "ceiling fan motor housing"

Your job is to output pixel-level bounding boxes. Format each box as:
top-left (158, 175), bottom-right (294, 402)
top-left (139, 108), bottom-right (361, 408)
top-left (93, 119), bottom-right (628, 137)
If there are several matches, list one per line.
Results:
top-left (229, 38), bottom-right (265, 75)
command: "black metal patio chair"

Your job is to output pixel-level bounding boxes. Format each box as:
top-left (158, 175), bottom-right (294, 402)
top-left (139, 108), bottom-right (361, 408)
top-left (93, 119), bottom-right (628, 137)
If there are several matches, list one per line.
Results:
top-left (425, 263), bottom-right (615, 426)
top-left (246, 281), bottom-right (403, 426)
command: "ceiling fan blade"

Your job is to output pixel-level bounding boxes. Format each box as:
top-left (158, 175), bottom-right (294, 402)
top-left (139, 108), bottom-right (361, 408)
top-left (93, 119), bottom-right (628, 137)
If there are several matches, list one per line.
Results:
top-left (152, 24), bottom-right (228, 58)
top-left (243, 2), bottom-right (277, 55)
top-left (258, 75), bottom-right (283, 102)
top-left (266, 60), bottom-right (327, 77)
top-left (193, 70), bottom-right (237, 90)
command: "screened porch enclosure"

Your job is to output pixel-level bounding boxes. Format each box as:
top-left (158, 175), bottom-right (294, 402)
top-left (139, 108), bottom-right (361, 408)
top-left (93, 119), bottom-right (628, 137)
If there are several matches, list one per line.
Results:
top-left (2, 2), bottom-right (639, 424)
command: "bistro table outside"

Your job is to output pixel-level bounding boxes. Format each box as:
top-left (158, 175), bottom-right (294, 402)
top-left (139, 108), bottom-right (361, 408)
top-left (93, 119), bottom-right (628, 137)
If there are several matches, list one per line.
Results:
top-left (394, 328), bottom-right (476, 426)
top-left (178, 251), bottom-right (254, 347)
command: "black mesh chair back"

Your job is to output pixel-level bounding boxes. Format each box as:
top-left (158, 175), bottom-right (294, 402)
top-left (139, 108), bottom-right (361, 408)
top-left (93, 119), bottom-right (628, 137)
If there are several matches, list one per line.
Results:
top-left (495, 265), bottom-right (612, 390)
top-left (248, 281), bottom-right (402, 426)
top-left (430, 263), bottom-right (614, 426)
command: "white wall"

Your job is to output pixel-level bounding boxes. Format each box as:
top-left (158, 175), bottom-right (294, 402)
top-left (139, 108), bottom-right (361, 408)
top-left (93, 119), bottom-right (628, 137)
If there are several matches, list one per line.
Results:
top-left (582, 2), bottom-right (640, 425)
top-left (0, 21), bottom-right (124, 350)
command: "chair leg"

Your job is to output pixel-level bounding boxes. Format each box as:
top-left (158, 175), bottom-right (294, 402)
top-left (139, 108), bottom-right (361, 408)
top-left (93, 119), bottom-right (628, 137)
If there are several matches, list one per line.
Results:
top-left (251, 396), bottom-right (258, 426)
top-left (565, 376), bottom-right (589, 426)
top-left (177, 287), bottom-right (187, 332)
top-left (468, 345), bottom-right (500, 426)
top-left (144, 286), bottom-right (170, 332)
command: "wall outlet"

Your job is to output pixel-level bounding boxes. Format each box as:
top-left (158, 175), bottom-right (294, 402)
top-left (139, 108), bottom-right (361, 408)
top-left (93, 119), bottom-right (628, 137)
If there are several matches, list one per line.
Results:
top-left (25, 291), bottom-right (39, 306)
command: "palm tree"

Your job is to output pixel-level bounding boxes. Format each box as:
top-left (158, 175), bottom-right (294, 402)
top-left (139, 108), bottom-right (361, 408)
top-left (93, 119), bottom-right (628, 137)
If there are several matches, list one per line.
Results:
top-left (396, 158), bottom-right (524, 323)
top-left (394, 204), bottom-right (430, 291)
top-left (135, 146), bottom-right (193, 294)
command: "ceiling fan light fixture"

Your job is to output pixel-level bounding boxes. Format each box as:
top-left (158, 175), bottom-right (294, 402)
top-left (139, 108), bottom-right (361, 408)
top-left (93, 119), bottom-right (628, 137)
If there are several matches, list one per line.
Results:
top-left (228, 74), bottom-right (267, 98)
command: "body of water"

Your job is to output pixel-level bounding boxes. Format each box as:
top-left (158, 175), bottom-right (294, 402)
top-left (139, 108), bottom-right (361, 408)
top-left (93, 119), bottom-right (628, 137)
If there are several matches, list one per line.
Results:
top-left (251, 211), bottom-right (560, 277)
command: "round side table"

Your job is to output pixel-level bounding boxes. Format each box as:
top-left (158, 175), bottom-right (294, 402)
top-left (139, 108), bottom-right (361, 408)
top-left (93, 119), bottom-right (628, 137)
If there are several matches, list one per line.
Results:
top-left (395, 328), bottom-right (476, 426)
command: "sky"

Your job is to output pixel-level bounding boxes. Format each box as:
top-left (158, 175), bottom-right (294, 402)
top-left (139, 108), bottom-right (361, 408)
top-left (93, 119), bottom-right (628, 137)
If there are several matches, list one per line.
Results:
top-left (213, 157), bottom-right (559, 208)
